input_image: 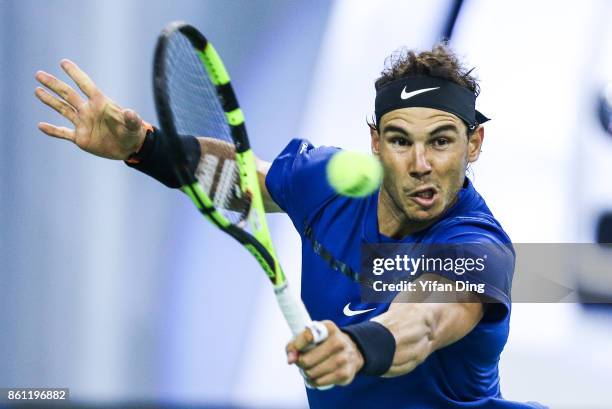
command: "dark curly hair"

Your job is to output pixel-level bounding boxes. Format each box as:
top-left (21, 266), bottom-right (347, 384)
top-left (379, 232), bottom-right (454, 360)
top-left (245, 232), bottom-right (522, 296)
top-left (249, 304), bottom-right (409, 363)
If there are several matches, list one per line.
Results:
top-left (370, 42), bottom-right (480, 133)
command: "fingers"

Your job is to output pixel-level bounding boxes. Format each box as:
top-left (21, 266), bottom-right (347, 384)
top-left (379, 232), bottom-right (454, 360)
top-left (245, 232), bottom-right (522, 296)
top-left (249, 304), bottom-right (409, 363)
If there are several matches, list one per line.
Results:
top-left (38, 122), bottom-right (75, 143)
top-left (287, 320), bottom-right (337, 365)
top-left (287, 349), bottom-right (298, 365)
top-left (301, 341), bottom-right (355, 387)
top-left (35, 87), bottom-right (78, 124)
top-left (287, 321), bottom-right (361, 388)
top-left (303, 337), bottom-right (357, 387)
top-left (299, 336), bottom-right (343, 371)
top-left (35, 70), bottom-right (84, 109)
top-left (291, 320), bottom-right (335, 352)
top-left (311, 367), bottom-right (354, 387)
top-left (306, 355), bottom-right (349, 384)
top-left (60, 59), bottom-right (98, 99)
top-left (292, 326), bottom-right (315, 352)
top-left (286, 328), bottom-right (315, 365)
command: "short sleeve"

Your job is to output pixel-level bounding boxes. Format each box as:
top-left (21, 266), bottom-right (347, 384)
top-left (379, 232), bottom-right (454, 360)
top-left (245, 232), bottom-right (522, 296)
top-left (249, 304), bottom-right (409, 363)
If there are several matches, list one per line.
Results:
top-left (265, 138), bottom-right (340, 230)
top-left (427, 217), bottom-right (515, 323)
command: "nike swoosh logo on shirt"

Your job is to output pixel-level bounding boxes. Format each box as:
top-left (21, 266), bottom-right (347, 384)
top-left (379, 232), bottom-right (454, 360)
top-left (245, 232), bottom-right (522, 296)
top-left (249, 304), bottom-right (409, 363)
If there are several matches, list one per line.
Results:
top-left (343, 302), bottom-right (376, 317)
top-left (400, 86), bottom-right (440, 100)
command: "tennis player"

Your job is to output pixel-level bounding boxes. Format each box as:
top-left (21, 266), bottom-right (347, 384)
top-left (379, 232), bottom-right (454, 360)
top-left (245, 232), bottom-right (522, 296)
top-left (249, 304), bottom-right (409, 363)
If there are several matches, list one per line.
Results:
top-left (35, 44), bottom-right (545, 408)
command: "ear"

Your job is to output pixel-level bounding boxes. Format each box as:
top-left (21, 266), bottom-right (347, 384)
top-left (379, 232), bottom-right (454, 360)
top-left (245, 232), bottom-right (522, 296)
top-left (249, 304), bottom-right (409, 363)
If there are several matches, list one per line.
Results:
top-left (467, 125), bottom-right (484, 163)
top-left (370, 125), bottom-right (380, 155)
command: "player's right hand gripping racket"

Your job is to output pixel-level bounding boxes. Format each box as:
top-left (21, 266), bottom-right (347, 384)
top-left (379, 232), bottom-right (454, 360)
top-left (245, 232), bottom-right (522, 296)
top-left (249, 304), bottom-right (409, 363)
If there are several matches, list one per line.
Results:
top-left (152, 21), bottom-right (331, 390)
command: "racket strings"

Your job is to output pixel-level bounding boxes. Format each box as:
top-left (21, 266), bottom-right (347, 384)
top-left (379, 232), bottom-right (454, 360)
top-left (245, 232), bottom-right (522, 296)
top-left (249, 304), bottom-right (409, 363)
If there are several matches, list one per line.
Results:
top-left (164, 32), bottom-right (251, 225)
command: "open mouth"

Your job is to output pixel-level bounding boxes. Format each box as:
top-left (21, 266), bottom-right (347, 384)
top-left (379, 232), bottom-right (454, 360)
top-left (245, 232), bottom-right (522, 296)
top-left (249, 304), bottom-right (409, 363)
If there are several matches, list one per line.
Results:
top-left (408, 187), bottom-right (438, 208)
top-left (413, 188), bottom-right (435, 199)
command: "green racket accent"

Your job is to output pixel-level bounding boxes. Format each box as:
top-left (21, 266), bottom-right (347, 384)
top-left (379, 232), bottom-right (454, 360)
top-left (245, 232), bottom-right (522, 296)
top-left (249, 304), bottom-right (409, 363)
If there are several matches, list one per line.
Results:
top-left (181, 176), bottom-right (282, 284)
top-left (226, 108), bottom-right (245, 126)
top-left (245, 243), bottom-right (276, 279)
top-left (181, 149), bottom-right (285, 285)
top-left (182, 183), bottom-right (230, 228)
top-left (198, 45), bottom-right (230, 86)
top-left (236, 149), bottom-right (286, 285)
top-left (234, 150), bottom-right (255, 199)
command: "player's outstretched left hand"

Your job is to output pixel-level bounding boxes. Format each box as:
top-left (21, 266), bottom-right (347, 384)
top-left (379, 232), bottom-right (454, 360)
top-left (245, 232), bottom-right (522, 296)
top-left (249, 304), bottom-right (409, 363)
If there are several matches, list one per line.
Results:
top-left (286, 320), bottom-right (364, 387)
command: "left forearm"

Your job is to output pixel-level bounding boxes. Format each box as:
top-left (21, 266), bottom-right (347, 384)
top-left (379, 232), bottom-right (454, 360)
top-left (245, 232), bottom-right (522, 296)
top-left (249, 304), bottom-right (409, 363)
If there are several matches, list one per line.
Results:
top-left (372, 303), bottom-right (437, 376)
top-left (371, 284), bottom-right (483, 378)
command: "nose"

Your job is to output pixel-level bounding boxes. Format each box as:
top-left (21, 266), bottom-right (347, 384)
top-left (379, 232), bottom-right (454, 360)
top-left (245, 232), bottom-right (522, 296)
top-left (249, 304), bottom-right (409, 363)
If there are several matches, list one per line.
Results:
top-left (408, 145), bottom-right (432, 179)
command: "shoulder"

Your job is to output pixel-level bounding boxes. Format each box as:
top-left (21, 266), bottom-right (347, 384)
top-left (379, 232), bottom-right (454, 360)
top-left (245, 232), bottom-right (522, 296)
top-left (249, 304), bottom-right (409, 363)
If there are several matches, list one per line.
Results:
top-left (430, 212), bottom-right (512, 245)
top-left (423, 201), bottom-right (514, 324)
top-left (265, 138), bottom-right (341, 228)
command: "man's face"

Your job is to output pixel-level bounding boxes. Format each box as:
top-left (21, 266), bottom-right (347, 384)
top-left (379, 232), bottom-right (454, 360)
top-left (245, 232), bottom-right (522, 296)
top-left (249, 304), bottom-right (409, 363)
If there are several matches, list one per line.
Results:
top-left (371, 107), bottom-right (483, 229)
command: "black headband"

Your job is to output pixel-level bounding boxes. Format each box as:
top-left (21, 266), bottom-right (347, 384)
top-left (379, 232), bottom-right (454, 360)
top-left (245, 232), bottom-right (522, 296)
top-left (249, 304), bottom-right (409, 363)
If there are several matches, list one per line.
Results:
top-left (374, 76), bottom-right (489, 130)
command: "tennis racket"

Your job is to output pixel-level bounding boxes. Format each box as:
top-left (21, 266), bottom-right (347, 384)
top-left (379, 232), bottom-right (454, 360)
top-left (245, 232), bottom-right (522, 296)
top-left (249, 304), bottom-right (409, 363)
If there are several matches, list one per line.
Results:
top-left (152, 21), bottom-right (329, 388)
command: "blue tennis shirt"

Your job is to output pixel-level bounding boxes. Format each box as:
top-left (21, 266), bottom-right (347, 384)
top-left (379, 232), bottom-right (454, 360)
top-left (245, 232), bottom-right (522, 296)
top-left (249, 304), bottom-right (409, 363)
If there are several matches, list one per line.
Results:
top-left (266, 138), bottom-right (546, 409)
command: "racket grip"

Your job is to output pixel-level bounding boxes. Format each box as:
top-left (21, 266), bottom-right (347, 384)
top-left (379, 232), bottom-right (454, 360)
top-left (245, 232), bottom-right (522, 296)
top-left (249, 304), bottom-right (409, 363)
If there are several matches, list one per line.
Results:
top-left (274, 283), bottom-right (334, 391)
top-left (273, 282), bottom-right (311, 336)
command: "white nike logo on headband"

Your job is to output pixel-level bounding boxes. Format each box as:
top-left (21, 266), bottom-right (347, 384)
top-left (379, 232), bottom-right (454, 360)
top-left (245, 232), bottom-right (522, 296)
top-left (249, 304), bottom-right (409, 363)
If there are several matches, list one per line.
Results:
top-left (400, 86), bottom-right (440, 100)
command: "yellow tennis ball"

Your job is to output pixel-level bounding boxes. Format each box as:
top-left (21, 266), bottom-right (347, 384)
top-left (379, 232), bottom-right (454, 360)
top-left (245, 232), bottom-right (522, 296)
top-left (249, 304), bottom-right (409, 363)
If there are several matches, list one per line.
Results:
top-left (326, 150), bottom-right (383, 197)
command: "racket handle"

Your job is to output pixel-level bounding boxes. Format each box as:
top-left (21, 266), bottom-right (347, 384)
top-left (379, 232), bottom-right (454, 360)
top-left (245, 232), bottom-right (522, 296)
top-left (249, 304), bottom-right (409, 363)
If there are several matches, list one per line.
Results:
top-left (274, 282), bottom-right (334, 391)
top-left (273, 282), bottom-right (311, 336)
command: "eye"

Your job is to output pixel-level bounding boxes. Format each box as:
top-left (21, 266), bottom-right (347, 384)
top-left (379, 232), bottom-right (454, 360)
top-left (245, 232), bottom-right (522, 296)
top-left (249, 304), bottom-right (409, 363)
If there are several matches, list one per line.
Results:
top-left (432, 137), bottom-right (450, 147)
top-left (390, 136), bottom-right (410, 147)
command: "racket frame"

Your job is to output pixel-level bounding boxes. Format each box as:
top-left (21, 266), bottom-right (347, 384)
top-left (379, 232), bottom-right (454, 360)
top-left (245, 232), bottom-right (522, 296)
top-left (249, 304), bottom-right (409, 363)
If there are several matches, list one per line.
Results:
top-left (152, 21), bottom-right (313, 337)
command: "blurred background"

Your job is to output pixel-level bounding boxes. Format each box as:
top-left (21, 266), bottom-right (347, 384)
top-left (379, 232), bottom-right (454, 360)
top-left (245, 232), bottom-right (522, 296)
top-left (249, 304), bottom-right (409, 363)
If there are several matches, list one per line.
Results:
top-left (1, 0), bottom-right (612, 408)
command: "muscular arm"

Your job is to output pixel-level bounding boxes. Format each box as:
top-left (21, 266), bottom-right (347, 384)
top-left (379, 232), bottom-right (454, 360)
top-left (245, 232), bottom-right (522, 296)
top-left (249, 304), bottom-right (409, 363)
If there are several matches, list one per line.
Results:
top-left (287, 274), bottom-right (483, 386)
top-left (373, 274), bottom-right (483, 377)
